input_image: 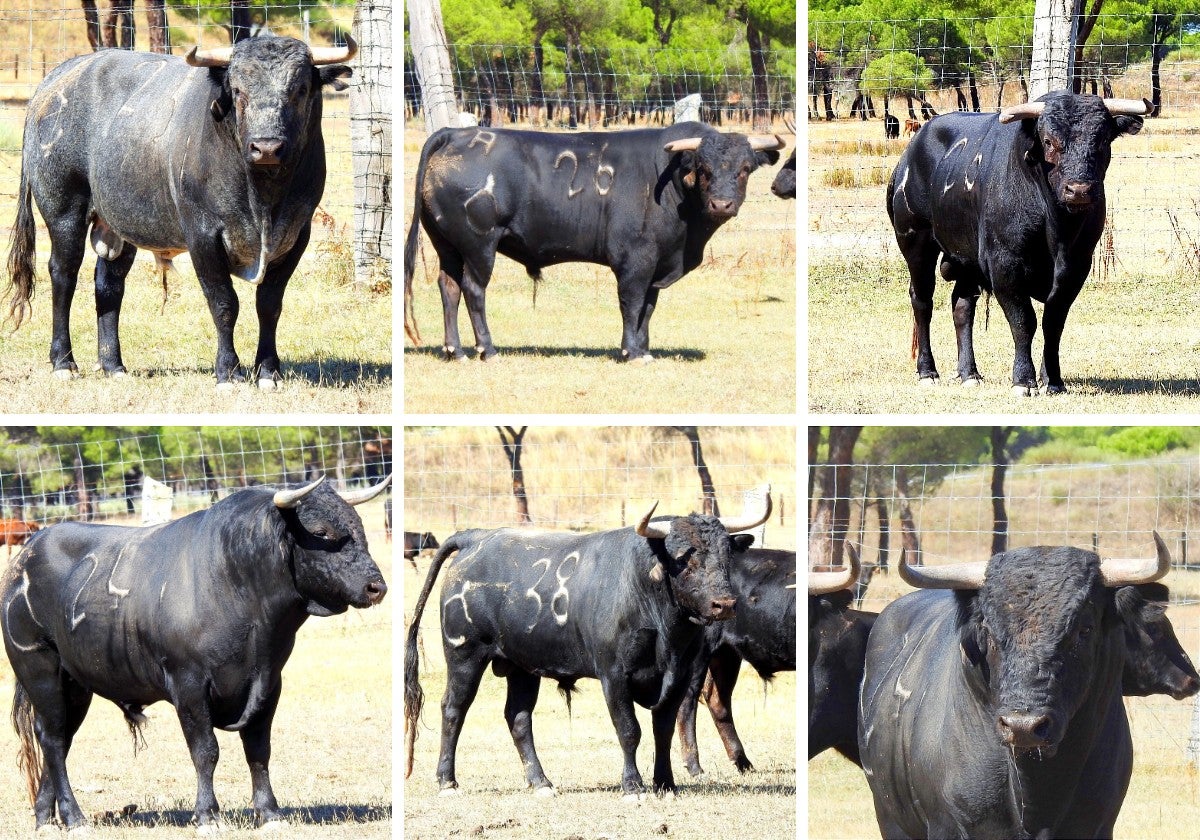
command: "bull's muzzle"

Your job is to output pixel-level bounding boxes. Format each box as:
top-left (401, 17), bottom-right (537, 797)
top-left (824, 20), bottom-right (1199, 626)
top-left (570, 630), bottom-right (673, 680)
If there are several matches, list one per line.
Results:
top-left (249, 138), bottom-right (287, 166)
top-left (365, 579), bottom-right (388, 606)
top-left (709, 596), bottom-right (736, 622)
top-left (706, 197), bottom-right (738, 218)
top-left (997, 711), bottom-right (1056, 752)
top-left (1060, 180), bottom-right (1094, 209)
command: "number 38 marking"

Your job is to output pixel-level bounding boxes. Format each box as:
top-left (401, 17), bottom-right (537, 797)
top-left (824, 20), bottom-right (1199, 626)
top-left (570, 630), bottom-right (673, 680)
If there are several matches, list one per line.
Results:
top-left (525, 551), bottom-right (580, 629)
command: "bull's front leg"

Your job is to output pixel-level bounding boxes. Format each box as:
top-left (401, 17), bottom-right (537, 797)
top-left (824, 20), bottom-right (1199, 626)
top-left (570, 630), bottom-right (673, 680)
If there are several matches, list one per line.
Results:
top-left (252, 224), bottom-right (310, 390)
top-left (990, 265), bottom-right (1039, 395)
top-left (649, 702), bottom-right (680, 794)
top-left (676, 648), bottom-right (710, 777)
top-left (599, 675), bottom-right (647, 797)
top-left (1040, 267), bottom-right (1086, 394)
top-left (615, 274), bottom-right (658, 363)
top-left (173, 696), bottom-right (222, 831)
top-left (190, 246), bottom-right (244, 387)
top-left (239, 684), bottom-right (286, 828)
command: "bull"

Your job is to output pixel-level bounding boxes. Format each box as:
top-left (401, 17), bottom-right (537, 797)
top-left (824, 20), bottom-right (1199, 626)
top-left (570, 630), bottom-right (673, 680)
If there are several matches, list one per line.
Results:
top-left (676, 547), bottom-right (795, 776)
top-left (888, 92), bottom-right (1149, 395)
top-left (402, 124), bottom-right (783, 361)
top-left (1, 475), bottom-right (389, 831)
top-left (858, 535), bottom-right (1186, 839)
top-left (403, 530), bottom-right (440, 560)
top-left (403, 491), bottom-right (771, 797)
top-left (0, 518), bottom-right (40, 558)
top-left (5, 36), bottom-right (356, 388)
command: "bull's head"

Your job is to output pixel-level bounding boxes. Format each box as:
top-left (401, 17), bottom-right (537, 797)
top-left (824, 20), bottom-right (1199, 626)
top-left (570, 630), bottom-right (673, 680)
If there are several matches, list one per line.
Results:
top-left (1117, 582), bottom-right (1200, 700)
top-left (273, 473), bottom-right (389, 616)
top-left (635, 487), bottom-right (772, 624)
top-left (900, 534), bottom-right (1171, 757)
top-left (999, 91), bottom-right (1148, 213)
top-left (664, 131), bottom-right (784, 220)
top-left (187, 35), bottom-right (356, 169)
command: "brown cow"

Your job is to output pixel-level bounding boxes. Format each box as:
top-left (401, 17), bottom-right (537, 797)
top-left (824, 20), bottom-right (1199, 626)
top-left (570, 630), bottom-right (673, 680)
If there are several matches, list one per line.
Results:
top-left (903, 118), bottom-right (921, 136)
top-left (0, 518), bottom-right (39, 557)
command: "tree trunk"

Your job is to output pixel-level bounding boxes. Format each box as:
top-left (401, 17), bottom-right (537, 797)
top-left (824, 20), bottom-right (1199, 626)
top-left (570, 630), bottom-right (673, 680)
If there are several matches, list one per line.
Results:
top-left (230, 0), bottom-right (252, 43)
top-left (747, 21), bottom-right (771, 132)
top-left (990, 427), bottom-right (1012, 556)
top-left (875, 498), bottom-right (890, 571)
top-left (103, 0), bottom-right (134, 50)
top-left (674, 427), bottom-right (719, 516)
top-left (73, 456), bottom-right (93, 522)
top-left (146, 0), bottom-right (170, 53)
top-left (815, 427), bottom-right (861, 568)
top-left (82, 1), bottom-right (101, 51)
top-left (497, 426), bottom-right (532, 524)
top-left (968, 69), bottom-right (981, 111)
top-left (895, 467), bottom-right (920, 566)
top-left (351, 0), bottom-right (392, 288)
top-left (407, 0), bottom-right (457, 132)
top-left (807, 426), bottom-right (821, 507)
top-left (1072, 0), bottom-right (1102, 93)
top-left (1150, 15), bottom-right (1170, 117)
top-left (530, 40), bottom-right (546, 126)
top-left (1030, 0), bottom-right (1074, 98)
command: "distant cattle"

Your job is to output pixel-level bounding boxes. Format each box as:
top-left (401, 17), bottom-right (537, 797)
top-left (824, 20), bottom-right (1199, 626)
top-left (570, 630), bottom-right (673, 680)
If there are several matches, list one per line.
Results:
top-left (883, 114), bottom-right (899, 139)
top-left (677, 547), bottom-right (795, 776)
top-left (859, 536), bottom-right (1184, 838)
top-left (0, 519), bottom-right (39, 558)
top-left (888, 91), bottom-right (1149, 394)
top-left (402, 530), bottom-right (439, 569)
top-left (403, 124), bottom-right (783, 361)
top-left (2, 475), bottom-right (390, 831)
top-left (903, 118), bottom-right (921, 136)
top-left (404, 492), bottom-right (771, 797)
top-left (771, 151), bottom-right (796, 199)
top-left (5, 36), bottom-right (356, 387)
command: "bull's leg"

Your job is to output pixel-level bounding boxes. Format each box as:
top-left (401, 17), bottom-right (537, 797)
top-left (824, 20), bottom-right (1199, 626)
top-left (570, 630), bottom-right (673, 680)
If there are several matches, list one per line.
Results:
top-left (990, 270), bottom-right (1039, 394)
top-left (436, 263), bottom-right (468, 361)
top-left (615, 276), bottom-right (658, 362)
top-left (458, 253), bottom-right (499, 361)
top-left (93, 242), bottom-right (137, 376)
top-left (705, 647), bottom-right (752, 772)
top-left (252, 224), bottom-right (309, 389)
top-left (598, 676), bottom-right (646, 796)
top-left (503, 670), bottom-right (554, 794)
top-left (676, 654), bottom-right (710, 777)
top-left (649, 702), bottom-right (680, 794)
top-left (946, 268), bottom-right (984, 384)
top-left (189, 246), bottom-right (244, 386)
top-left (44, 204), bottom-right (90, 377)
top-left (173, 698), bottom-right (222, 828)
top-left (1040, 279), bottom-right (1084, 394)
top-left (897, 231), bottom-right (940, 383)
top-left (239, 684), bottom-right (285, 826)
top-left (437, 649), bottom-right (489, 792)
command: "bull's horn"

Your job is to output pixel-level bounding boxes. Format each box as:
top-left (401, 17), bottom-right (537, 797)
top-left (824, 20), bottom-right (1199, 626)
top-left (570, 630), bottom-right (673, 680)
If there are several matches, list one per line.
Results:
top-left (749, 134), bottom-right (785, 151)
top-left (338, 474), bottom-right (392, 506)
top-left (783, 117), bottom-right (796, 135)
top-left (664, 137), bottom-right (703, 153)
top-left (185, 45), bottom-right (235, 68)
top-left (998, 101), bottom-right (1045, 124)
top-left (635, 502), bottom-right (671, 540)
top-left (1102, 97), bottom-right (1152, 116)
top-left (808, 542), bottom-right (860, 595)
top-left (1100, 531), bottom-right (1172, 586)
top-left (898, 547), bottom-right (988, 590)
top-left (273, 476), bottom-right (326, 509)
top-left (718, 485), bottom-right (772, 533)
top-left (310, 34), bottom-right (358, 65)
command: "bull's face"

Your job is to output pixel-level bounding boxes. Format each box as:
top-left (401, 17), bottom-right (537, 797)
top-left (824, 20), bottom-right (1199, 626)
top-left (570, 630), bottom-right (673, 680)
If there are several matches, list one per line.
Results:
top-left (771, 150), bottom-right (797, 199)
top-left (196, 37), bottom-right (353, 170)
top-left (276, 478), bottom-right (388, 616)
top-left (1117, 583), bottom-right (1200, 700)
top-left (669, 133), bottom-right (782, 221)
top-left (657, 515), bottom-right (743, 624)
top-left (1020, 93), bottom-right (1143, 213)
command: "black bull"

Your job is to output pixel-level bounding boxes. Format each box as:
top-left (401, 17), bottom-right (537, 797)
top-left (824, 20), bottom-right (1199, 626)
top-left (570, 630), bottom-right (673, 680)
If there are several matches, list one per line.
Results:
top-left (677, 547), bottom-right (796, 776)
top-left (888, 91), bottom-right (1149, 395)
top-left (403, 493), bottom-right (771, 797)
top-left (403, 123), bottom-right (783, 361)
top-left (1, 475), bottom-right (389, 831)
top-left (858, 536), bottom-right (1196, 839)
top-left (5, 36), bottom-right (355, 387)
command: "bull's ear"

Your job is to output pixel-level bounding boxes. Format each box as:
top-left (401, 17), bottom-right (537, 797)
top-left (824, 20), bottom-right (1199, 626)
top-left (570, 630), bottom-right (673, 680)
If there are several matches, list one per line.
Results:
top-left (209, 71), bottom-right (232, 122)
top-left (731, 534), bottom-right (755, 552)
top-left (671, 150), bottom-right (698, 187)
top-left (1114, 115), bottom-right (1143, 137)
top-left (1115, 582), bottom-right (1168, 625)
top-left (959, 612), bottom-right (988, 668)
top-left (754, 150), bottom-right (781, 167)
top-left (319, 65), bottom-right (353, 91)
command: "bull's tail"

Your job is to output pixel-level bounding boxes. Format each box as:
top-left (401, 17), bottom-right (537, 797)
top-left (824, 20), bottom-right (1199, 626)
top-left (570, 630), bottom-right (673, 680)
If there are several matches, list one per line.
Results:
top-left (5, 161), bottom-right (36, 330)
top-left (404, 530), bottom-right (467, 778)
top-left (403, 129), bottom-right (455, 348)
top-left (12, 682), bottom-right (40, 806)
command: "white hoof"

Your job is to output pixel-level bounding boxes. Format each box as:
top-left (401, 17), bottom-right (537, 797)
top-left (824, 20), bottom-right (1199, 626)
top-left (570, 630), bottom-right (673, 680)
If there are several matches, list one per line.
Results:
top-left (36, 826), bottom-right (60, 834)
top-left (438, 786), bottom-right (462, 798)
top-left (215, 381), bottom-right (236, 393)
top-left (52, 368), bottom-right (76, 380)
top-left (632, 354), bottom-right (655, 365)
top-left (109, 370), bottom-right (127, 379)
top-left (960, 377), bottom-right (981, 388)
top-left (257, 820), bottom-right (289, 834)
top-left (621, 792), bottom-right (648, 803)
top-left (196, 824), bottom-right (223, 837)
top-left (257, 378), bottom-right (277, 392)
top-left (1011, 385), bottom-right (1032, 397)
top-left (917, 376), bottom-right (938, 387)
top-left (533, 785), bottom-right (557, 798)
top-left (67, 827), bottom-right (92, 836)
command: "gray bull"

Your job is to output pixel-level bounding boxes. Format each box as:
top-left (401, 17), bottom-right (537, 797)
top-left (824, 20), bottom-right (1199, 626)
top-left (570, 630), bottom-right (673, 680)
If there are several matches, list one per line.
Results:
top-left (5, 36), bottom-right (355, 387)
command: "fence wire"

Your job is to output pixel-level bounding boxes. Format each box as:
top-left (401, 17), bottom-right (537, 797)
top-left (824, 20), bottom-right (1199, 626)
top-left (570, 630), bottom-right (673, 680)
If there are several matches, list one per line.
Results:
top-left (808, 12), bottom-right (1200, 268)
top-left (809, 455), bottom-right (1200, 765)
top-left (0, 425), bottom-right (392, 524)
top-left (0, 1), bottom-right (387, 266)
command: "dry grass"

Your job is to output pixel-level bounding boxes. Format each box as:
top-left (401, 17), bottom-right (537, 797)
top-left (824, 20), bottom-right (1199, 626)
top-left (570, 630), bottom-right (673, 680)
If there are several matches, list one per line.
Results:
top-left (402, 126), bottom-right (797, 414)
top-left (0, 500), bottom-right (392, 838)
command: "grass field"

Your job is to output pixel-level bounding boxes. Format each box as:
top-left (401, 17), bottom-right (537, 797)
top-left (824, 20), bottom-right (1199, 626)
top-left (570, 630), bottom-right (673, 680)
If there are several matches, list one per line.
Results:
top-left (402, 127), bottom-right (798, 415)
top-left (0, 502), bottom-right (392, 838)
top-left (808, 87), bottom-right (1200, 414)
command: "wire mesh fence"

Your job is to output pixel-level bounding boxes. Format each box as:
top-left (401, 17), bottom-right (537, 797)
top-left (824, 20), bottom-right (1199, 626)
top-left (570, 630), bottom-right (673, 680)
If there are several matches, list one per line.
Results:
top-left (0, 1), bottom-right (385, 261)
top-left (808, 12), bottom-right (1200, 269)
top-left (0, 425), bottom-right (392, 525)
top-left (809, 454), bottom-right (1200, 766)
top-left (403, 43), bottom-right (798, 130)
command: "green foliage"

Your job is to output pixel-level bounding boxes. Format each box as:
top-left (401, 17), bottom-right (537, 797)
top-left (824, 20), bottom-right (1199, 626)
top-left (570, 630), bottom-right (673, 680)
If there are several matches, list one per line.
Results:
top-left (861, 51), bottom-right (933, 98)
top-left (442, 0), bottom-right (535, 44)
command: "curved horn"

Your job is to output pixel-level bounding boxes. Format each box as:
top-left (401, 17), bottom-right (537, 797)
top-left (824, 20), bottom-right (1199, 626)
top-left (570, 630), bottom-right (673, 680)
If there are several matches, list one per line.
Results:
top-left (664, 137), bottom-right (703, 153)
top-left (273, 475), bottom-right (326, 509)
top-left (338, 474), bottom-right (392, 507)
top-left (783, 117), bottom-right (796, 135)
top-left (717, 485), bottom-right (772, 533)
top-left (1100, 531), bottom-right (1172, 586)
top-left (185, 45), bottom-right (235, 68)
top-left (749, 134), bottom-right (785, 151)
top-left (310, 34), bottom-right (358, 65)
top-left (635, 501), bottom-right (671, 540)
top-left (898, 547), bottom-right (988, 590)
top-left (998, 100), bottom-right (1045, 124)
top-left (1102, 97), bottom-right (1152, 116)
top-left (808, 542), bottom-right (860, 595)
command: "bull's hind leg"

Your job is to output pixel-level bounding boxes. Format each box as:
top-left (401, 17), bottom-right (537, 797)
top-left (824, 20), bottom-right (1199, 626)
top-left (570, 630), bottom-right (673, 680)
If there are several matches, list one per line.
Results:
top-left (458, 253), bottom-right (499, 361)
top-left (503, 670), bottom-right (555, 795)
top-left (93, 242), bottom-right (137, 376)
top-left (41, 198), bottom-right (90, 377)
top-left (437, 647), bottom-right (489, 793)
top-left (895, 229), bottom-right (940, 384)
top-left (943, 261), bottom-right (985, 385)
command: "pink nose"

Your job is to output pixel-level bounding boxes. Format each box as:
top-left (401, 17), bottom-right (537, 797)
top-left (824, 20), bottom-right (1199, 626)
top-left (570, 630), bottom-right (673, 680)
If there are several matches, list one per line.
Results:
top-left (249, 138), bottom-right (285, 165)
top-left (365, 579), bottom-right (388, 605)
top-left (710, 597), bottom-right (736, 621)
top-left (1061, 181), bottom-right (1093, 206)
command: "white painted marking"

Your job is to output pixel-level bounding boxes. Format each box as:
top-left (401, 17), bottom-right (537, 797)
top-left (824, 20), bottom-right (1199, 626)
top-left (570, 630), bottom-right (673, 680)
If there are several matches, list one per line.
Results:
top-left (107, 544), bottom-right (132, 600)
top-left (468, 130), bottom-right (497, 155)
top-left (594, 144), bottom-right (615, 196)
top-left (443, 580), bottom-right (475, 647)
top-left (3, 599), bottom-right (42, 652)
top-left (550, 551), bottom-right (580, 626)
top-left (524, 557), bottom-right (552, 631)
top-left (942, 137), bottom-right (969, 159)
top-left (943, 181), bottom-right (954, 194)
top-left (70, 553), bottom-right (100, 631)
top-left (554, 151), bottom-right (583, 198)
top-left (895, 677), bottom-right (912, 701)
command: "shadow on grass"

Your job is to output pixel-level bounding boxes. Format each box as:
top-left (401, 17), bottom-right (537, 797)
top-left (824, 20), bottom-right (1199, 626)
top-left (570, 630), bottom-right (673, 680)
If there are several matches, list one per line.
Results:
top-left (131, 359), bottom-right (392, 387)
top-left (1075, 377), bottom-right (1200, 397)
top-left (103, 802), bottom-right (390, 828)
top-left (403, 345), bottom-right (707, 362)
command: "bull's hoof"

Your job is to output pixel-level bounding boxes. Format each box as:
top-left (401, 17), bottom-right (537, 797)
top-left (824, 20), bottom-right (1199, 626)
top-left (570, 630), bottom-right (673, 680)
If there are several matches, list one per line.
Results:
top-left (657, 789), bottom-right (677, 800)
top-left (917, 375), bottom-right (939, 387)
top-left (1041, 384), bottom-right (1067, 395)
top-left (195, 823), bottom-right (224, 837)
top-left (215, 381), bottom-right (237, 393)
top-left (1011, 385), bottom-right (1033, 397)
top-left (477, 350), bottom-right (500, 362)
top-left (36, 825), bottom-right (60, 834)
top-left (67, 827), bottom-right (93, 836)
top-left (257, 378), bottom-right (278, 392)
top-left (631, 354), bottom-right (655, 365)
top-left (437, 786), bottom-right (462, 798)
top-left (52, 368), bottom-right (77, 380)
top-left (532, 785), bottom-right (557, 798)
top-left (960, 376), bottom-right (982, 388)
top-left (443, 346), bottom-right (468, 362)
top-left (256, 820), bottom-right (289, 834)
top-left (621, 792), bottom-right (648, 803)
